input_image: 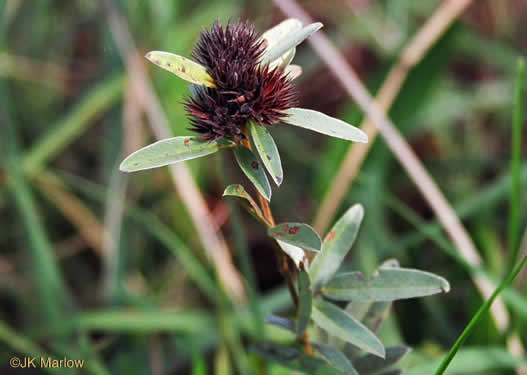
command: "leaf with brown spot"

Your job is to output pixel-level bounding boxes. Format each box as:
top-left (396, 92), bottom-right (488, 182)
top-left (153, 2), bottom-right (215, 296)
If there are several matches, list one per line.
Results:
top-left (233, 146), bottom-right (271, 201)
top-left (223, 184), bottom-right (263, 219)
top-left (268, 222), bottom-right (321, 252)
top-left (249, 122), bottom-right (283, 186)
top-left (120, 136), bottom-right (219, 172)
top-left (145, 51), bottom-right (216, 87)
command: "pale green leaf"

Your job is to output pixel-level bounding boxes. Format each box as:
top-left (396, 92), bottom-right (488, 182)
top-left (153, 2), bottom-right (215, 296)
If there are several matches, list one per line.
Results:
top-left (297, 268), bottom-right (312, 336)
top-left (145, 51), bottom-right (215, 87)
top-left (249, 122), bottom-right (283, 186)
top-left (260, 18), bottom-right (303, 68)
top-left (120, 136), bottom-right (219, 172)
top-left (285, 108), bottom-right (368, 142)
top-left (353, 346), bottom-right (410, 375)
top-left (262, 23), bottom-right (323, 65)
top-left (312, 298), bottom-right (385, 358)
top-left (223, 184), bottom-right (263, 218)
top-left (277, 240), bottom-right (305, 268)
top-left (233, 146), bottom-right (272, 201)
top-left (310, 204), bottom-right (364, 290)
top-left (268, 223), bottom-right (321, 252)
top-left (251, 341), bottom-right (340, 375)
top-left (313, 343), bottom-right (358, 375)
top-left (323, 268), bottom-right (450, 302)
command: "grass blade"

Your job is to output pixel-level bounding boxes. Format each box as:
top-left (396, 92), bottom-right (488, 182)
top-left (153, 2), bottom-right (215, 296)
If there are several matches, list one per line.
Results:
top-left (23, 74), bottom-right (124, 177)
top-left (434, 254), bottom-right (527, 375)
top-left (508, 58), bottom-right (525, 269)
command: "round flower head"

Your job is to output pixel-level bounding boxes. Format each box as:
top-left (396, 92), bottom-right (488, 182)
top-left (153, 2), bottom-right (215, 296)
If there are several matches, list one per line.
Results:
top-left (185, 20), bottom-right (298, 141)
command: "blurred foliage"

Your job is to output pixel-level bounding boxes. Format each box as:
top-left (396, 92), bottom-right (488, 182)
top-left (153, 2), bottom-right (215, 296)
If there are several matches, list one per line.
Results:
top-left (0, 0), bottom-right (526, 374)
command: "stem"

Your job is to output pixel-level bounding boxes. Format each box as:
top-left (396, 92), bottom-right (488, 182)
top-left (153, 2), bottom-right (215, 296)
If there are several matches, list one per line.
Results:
top-left (242, 126), bottom-right (309, 352)
top-left (256, 186), bottom-right (299, 310)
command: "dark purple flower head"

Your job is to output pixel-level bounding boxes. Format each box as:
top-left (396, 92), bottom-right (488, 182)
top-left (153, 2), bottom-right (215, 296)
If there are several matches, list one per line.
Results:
top-left (185, 20), bottom-right (298, 141)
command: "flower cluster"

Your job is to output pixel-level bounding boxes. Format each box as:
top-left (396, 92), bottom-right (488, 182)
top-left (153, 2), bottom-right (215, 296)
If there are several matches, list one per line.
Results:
top-left (185, 21), bottom-right (297, 141)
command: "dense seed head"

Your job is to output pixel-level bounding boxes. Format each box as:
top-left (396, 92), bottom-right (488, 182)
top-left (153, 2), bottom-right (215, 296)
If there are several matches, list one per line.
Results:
top-left (185, 20), bottom-right (298, 141)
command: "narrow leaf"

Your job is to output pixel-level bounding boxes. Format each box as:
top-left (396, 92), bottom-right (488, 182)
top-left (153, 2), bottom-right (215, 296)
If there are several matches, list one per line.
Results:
top-left (310, 204), bottom-right (364, 290)
top-left (323, 268), bottom-right (450, 302)
top-left (223, 184), bottom-right (263, 218)
top-left (312, 299), bottom-right (385, 358)
top-left (285, 108), bottom-right (368, 142)
top-left (297, 267), bottom-right (312, 336)
top-left (313, 343), bottom-right (358, 375)
top-left (344, 300), bottom-right (392, 359)
top-left (249, 122), bottom-right (283, 186)
top-left (120, 136), bottom-right (219, 172)
top-left (268, 222), bottom-right (321, 252)
top-left (353, 301), bottom-right (391, 334)
top-left (260, 18), bottom-right (303, 68)
top-left (353, 346), bottom-right (411, 375)
top-left (262, 22), bottom-right (323, 64)
top-left (277, 240), bottom-right (305, 268)
top-left (264, 315), bottom-right (296, 333)
top-left (251, 341), bottom-right (339, 375)
top-left (145, 51), bottom-right (215, 87)
top-left (233, 146), bottom-right (272, 201)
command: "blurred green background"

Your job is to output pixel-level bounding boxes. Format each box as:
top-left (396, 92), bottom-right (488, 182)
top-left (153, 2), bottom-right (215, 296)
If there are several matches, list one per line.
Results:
top-left (1, 0), bottom-right (526, 374)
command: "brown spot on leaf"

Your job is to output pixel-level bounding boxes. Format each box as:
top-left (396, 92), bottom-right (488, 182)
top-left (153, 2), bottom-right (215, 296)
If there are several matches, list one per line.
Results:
top-left (251, 161), bottom-right (259, 169)
top-left (275, 233), bottom-right (283, 237)
top-left (267, 155), bottom-right (272, 160)
top-left (288, 226), bottom-right (299, 235)
top-left (181, 66), bottom-right (186, 73)
top-left (283, 224), bottom-right (289, 231)
top-left (326, 231), bottom-right (336, 241)
top-left (184, 138), bottom-right (190, 147)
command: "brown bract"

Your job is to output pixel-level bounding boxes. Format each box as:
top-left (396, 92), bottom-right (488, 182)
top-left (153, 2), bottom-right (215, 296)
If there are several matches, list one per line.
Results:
top-left (185, 20), bottom-right (297, 141)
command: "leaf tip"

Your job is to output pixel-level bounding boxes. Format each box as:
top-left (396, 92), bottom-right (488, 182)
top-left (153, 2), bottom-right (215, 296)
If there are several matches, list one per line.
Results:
top-left (441, 278), bottom-right (451, 293)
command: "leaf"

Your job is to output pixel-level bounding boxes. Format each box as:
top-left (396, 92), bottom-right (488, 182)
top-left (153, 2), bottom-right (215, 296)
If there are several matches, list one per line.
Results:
top-left (262, 23), bottom-right (323, 65)
top-left (223, 184), bottom-right (263, 218)
top-left (353, 346), bottom-right (411, 375)
top-left (352, 301), bottom-right (391, 334)
top-left (264, 314), bottom-right (296, 333)
top-left (251, 341), bottom-right (340, 375)
top-left (310, 204), bottom-right (364, 291)
top-left (249, 122), bottom-right (283, 186)
top-left (344, 300), bottom-right (391, 359)
top-left (260, 18), bottom-right (303, 68)
top-left (284, 108), bottom-right (368, 143)
top-left (120, 136), bottom-right (220, 172)
top-left (323, 268), bottom-right (450, 302)
top-left (297, 267), bottom-right (312, 336)
top-left (313, 343), bottom-right (358, 375)
top-left (145, 51), bottom-right (215, 87)
top-left (285, 64), bottom-right (303, 80)
top-left (277, 240), bottom-right (305, 268)
top-left (312, 298), bottom-right (385, 358)
top-left (268, 223), bottom-right (321, 252)
top-left (233, 146), bottom-right (272, 201)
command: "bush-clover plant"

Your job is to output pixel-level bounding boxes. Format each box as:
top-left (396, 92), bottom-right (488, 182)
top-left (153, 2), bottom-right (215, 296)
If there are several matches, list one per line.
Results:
top-left (120, 19), bottom-right (450, 374)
